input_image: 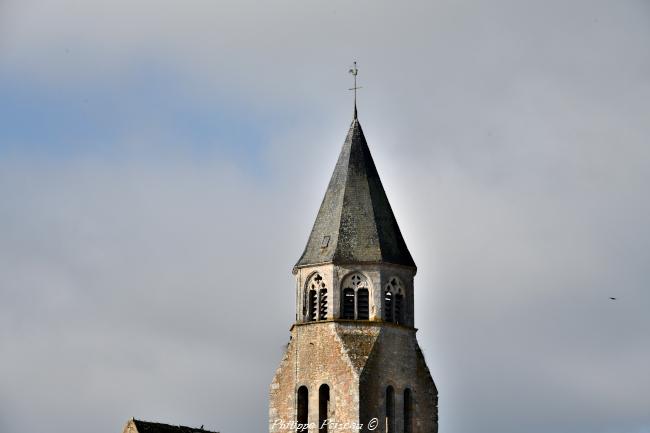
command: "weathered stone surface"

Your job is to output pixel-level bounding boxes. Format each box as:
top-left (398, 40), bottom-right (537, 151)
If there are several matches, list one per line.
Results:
top-left (269, 322), bottom-right (438, 433)
top-left (270, 322), bottom-right (368, 433)
top-left (359, 327), bottom-right (438, 433)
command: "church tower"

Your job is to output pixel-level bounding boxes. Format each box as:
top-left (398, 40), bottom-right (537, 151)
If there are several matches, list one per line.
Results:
top-left (269, 105), bottom-right (438, 433)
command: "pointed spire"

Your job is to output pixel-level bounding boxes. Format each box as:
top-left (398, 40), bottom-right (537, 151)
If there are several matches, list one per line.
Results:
top-left (294, 117), bottom-right (416, 270)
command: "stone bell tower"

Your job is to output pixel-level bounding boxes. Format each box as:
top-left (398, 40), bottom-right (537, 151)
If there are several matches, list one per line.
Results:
top-left (269, 108), bottom-right (438, 433)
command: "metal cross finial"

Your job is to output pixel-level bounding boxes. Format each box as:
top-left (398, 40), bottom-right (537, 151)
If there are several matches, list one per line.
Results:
top-left (348, 61), bottom-right (362, 119)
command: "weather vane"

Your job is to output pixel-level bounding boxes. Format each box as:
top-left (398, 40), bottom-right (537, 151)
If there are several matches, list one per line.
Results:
top-left (348, 61), bottom-right (362, 119)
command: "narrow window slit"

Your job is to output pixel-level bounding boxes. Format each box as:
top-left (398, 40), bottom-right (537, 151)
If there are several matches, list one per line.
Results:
top-left (385, 386), bottom-right (395, 433)
top-left (319, 384), bottom-right (330, 433)
top-left (297, 386), bottom-right (309, 433)
top-left (404, 388), bottom-right (412, 433)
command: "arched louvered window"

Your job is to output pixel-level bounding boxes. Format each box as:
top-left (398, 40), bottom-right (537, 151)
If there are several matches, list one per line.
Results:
top-left (319, 384), bottom-right (330, 433)
top-left (404, 388), bottom-right (412, 433)
top-left (342, 288), bottom-right (355, 319)
top-left (357, 288), bottom-right (369, 320)
top-left (341, 272), bottom-right (370, 320)
top-left (307, 273), bottom-right (327, 321)
top-left (297, 386), bottom-right (309, 433)
top-left (385, 277), bottom-right (405, 324)
top-left (385, 386), bottom-right (395, 433)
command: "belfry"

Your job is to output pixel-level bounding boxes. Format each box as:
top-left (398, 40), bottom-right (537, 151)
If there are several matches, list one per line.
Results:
top-left (269, 77), bottom-right (438, 433)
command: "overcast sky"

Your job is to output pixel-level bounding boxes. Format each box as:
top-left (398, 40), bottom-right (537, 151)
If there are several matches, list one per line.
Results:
top-left (1, 1), bottom-right (649, 433)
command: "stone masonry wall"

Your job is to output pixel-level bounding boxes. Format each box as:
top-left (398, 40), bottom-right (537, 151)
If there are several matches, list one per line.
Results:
top-left (359, 326), bottom-right (438, 433)
top-left (270, 322), bottom-right (380, 433)
top-left (270, 322), bottom-right (437, 433)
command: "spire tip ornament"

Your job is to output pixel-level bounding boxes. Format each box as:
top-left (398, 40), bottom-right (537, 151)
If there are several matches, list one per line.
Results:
top-left (348, 61), bottom-right (362, 119)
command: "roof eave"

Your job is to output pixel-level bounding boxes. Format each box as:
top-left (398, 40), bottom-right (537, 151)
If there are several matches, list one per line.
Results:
top-left (293, 259), bottom-right (417, 274)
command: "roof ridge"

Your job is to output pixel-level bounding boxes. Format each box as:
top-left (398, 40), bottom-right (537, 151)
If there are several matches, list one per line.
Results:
top-left (130, 418), bottom-right (217, 433)
top-left (329, 119), bottom-right (357, 260)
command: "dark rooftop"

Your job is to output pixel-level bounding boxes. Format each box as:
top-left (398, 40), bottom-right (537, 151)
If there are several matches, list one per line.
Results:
top-left (130, 419), bottom-right (217, 433)
top-left (294, 117), bottom-right (416, 270)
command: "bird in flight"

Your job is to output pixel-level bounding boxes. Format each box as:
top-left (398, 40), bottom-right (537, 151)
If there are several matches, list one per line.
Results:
top-left (609, 297), bottom-right (617, 300)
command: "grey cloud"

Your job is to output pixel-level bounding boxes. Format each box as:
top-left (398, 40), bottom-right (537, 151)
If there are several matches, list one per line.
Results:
top-left (1, 1), bottom-right (649, 433)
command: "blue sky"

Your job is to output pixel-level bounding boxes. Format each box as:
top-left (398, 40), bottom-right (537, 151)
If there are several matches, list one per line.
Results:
top-left (1, 2), bottom-right (649, 433)
top-left (0, 64), bottom-right (288, 174)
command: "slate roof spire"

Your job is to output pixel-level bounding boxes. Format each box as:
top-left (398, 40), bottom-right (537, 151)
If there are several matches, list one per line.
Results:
top-left (294, 115), bottom-right (416, 271)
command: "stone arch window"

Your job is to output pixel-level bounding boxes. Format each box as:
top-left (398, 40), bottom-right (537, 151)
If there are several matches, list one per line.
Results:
top-left (384, 277), bottom-right (405, 324)
top-left (385, 386), bottom-right (395, 433)
top-left (307, 273), bottom-right (327, 321)
top-left (297, 386), bottom-right (309, 433)
top-left (404, 388), bottom-right (413, 433)
top-left (341, 272), bottom-right (370, 320)
top-left (319, 384), bottom-right (330, 433)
